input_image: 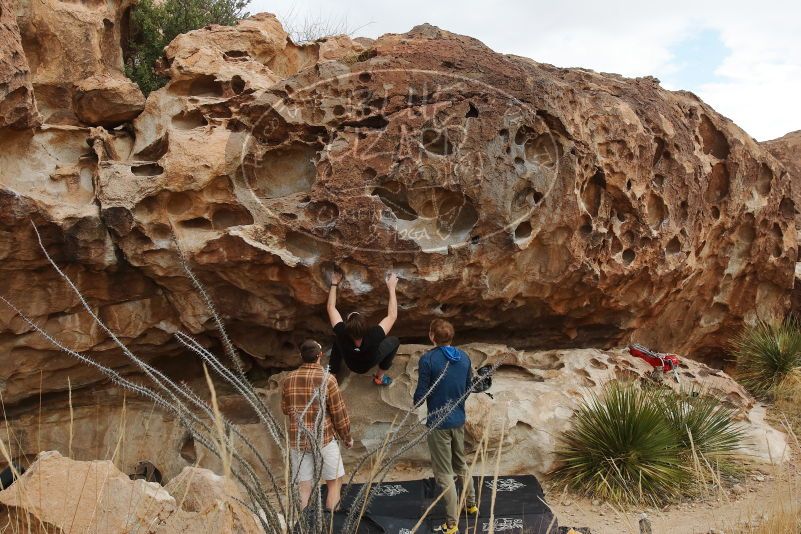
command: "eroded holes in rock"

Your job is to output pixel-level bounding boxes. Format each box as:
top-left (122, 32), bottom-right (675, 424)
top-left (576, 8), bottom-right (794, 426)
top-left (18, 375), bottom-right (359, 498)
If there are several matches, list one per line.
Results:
top-left (285, 231), bottom-right (328, 263)
top-left (435, 191), bottom-right (479, 239)
top-left (131, 163), bottom-right (163, 176)
top-left (524, 135), bottom-right (558, 167)
top-left (622, 248), bottom-right (635, 265)
top-left (513, 126), bottom-right (532, 145)
top-left (582, 169), bottom-right (606, 218)
top-left (223, 50), bottom-right (250, 59)
top-left (736, 217), bottom-right (756, 248)
top-left (514, 157), bottom-right (525, 167)
top-left (652, 137), bottom-right (666, 166)
top-left (704, 162), bottom-right (730, 203)
top-left (231, 75), bottom-right (246, 95)
top-left (281, 212), bottom-right (298, 220)
top-left (358, 71), bottom-right (371, 83)
top-left (729, 219), bottom-right (756, 262)
top-left (172, 109), bottom-right (208, 130)
top-left (698, 114), bottom-right (730, 159)
top-left (780, 197), bottom-right (796, 219)
top-left (666, 236), bottom-right (681, 255)
top-left (169, 75), bottom-right (224, 97)
top-left (248, 143), bottom-right (317, 199)
top-left (579, 215), bottom-right (593, 236)
top-left (341, 115), bottom-right (388, 129)
top-left (465, 102), bottom-right (479, 118)
top-left (499, 129), bottom-right (509, 142)
top-left (180, 217), bottom-right (212, 230)
top-left (373, 182), bottom-right (417, 221)
top-left (610, 235), bottom-right (623, 255)
top-left (134, 134), bottom-right (169, 161)
top-left (333, 105), bottom-right (346, 117)
top-left (756, 163), bottom-right (773, 196)
top-left (711, 206), bottom-right (720, 219)
top-left (679, 200), bottom-right (689, 221)
top-left (421, 129), bottom-right (454, 156)
top-left (646, 192), bottom-right (667, 229)
top-left (625, 179), bottom-right (632, 191)
top-left (212, 207), bottom-right (253, 229)
top-left (180, 434), bottom-right (197, 463)
top-left (577, 369), bottom-right (596, 387)
top-left (514, 221), bottom-right (532, 242)
top-left (653, 174), bottom-right (665, 188)
top-left (307, 201), bottom-right (340, 226)
top-left (771, 223), bottom-right (783, 258)
top-left (589, 358), bottom-right (608, 370)
top-left (167, 192), bottom-right (192, 215)
top-left (148, 223), bottom-right (170, 240)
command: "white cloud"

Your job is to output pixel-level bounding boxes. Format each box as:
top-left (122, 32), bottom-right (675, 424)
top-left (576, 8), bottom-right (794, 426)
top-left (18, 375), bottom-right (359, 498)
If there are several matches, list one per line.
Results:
top-left (250, 0), bottom-right (801, 140)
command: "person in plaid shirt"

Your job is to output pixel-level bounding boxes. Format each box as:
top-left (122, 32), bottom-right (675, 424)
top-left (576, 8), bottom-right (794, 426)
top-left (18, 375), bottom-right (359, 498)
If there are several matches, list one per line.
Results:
top-left (281, 339), bottom-right (353, 510)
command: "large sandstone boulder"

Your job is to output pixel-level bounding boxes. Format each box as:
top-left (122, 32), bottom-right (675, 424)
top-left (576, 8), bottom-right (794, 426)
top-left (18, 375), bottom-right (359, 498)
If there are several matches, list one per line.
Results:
top-left (0, 451), bottom-right (262, 533)
top-left (92, 17), bottom-right (796, 371)
top-left (0, 4), bottom-right (797, 479)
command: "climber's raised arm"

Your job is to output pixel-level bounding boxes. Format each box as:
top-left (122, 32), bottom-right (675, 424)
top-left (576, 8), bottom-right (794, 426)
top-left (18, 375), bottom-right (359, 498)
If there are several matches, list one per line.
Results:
top-left (378, 273), bottom-right (398, 335)
top-left (327, 271), bottom-right (343, 327)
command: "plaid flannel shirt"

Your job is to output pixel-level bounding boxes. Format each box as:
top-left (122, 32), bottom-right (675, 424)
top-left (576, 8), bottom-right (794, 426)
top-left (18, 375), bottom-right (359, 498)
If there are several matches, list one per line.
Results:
top-left (280, 363), bottom-right (352, 450)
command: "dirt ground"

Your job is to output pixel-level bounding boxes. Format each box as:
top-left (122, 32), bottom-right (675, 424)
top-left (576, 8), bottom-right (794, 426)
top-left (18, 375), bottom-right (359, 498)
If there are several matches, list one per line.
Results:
top-left (548, 458), bottom-right (801, 534)
top-left (383, 454), bottom-right (800, 534)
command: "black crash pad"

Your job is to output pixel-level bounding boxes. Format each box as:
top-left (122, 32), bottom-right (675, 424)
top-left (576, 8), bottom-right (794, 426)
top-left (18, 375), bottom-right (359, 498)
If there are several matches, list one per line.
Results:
top-left (325, 475), bottom-right (557, 533)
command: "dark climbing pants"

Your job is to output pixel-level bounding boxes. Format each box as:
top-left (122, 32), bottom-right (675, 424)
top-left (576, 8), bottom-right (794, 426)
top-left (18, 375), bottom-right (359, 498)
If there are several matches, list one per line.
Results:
top-left (330, 336), bottom-right (400, 375)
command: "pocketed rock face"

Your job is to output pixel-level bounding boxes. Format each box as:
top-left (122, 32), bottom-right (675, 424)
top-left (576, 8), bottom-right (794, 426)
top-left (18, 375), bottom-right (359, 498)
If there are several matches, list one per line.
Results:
top-left (96, 16), bottom-right (796, 372)
top-left (0, 0), bottom-right (38, 129)
top-left (0, 451), bottom-right (262, 533)
top-left (14, 0), bottom-right (138, 125)
top-left (762, 130), bottom-right (801, 308)
top-left (0, 9), bottom-right (798, 411)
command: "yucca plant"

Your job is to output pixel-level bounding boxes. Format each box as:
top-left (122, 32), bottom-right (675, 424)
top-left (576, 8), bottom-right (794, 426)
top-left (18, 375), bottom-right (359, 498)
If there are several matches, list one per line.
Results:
top-left (731, 317), bottom-right (801, 398)
top-left (655, 388), bottom-right (744, 458)
top-left (554, 383), bottom-right (689, 505)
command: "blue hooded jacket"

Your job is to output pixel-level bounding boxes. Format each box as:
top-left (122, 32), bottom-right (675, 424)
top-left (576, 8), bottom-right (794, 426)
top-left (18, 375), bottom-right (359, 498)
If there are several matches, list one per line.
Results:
top-left (413, 345), bottom-right (473, 429)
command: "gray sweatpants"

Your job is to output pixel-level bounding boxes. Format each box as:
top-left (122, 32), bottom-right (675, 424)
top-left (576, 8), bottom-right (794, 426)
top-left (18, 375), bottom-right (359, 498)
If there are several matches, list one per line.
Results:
top-left (427, 425), bottom-right (476, 526)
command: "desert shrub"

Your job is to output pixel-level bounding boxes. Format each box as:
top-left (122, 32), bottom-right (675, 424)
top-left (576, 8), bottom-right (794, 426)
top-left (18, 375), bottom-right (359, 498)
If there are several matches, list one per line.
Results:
top-left (554, 383), bottom-right (689, 504)
top-left (125, 0), bottom-right (250, 94)
top-left (656, 388), bottom-right (745, 458)
top-left (731, 317), bottom-right (801, 398)
top-left (554, 383), bottom-right (744, 505)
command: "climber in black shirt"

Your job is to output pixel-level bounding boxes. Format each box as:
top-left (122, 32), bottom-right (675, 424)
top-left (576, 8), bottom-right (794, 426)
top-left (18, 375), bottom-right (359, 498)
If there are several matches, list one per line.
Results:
top-left (326, 271), bottom-right (399, 386)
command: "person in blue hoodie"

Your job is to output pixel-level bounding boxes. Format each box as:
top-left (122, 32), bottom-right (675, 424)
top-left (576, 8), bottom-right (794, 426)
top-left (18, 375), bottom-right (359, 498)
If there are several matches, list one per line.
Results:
top-left (413, 318), bottom-right (477, 534)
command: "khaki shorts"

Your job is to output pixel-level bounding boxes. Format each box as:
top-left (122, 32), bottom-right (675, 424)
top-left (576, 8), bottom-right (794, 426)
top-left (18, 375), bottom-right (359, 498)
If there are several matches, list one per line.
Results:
top-left (290, 440), bottom-right (345, 482)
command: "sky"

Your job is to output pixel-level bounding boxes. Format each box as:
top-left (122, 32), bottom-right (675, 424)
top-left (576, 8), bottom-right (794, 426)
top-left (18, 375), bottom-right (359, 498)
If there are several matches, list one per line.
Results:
top-left (249, 0), bottom-right (801, 142)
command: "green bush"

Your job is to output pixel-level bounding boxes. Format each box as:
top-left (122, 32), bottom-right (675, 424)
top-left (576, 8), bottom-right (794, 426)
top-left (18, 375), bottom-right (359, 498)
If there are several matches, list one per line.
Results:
top-left (554, 382), bottom-right (744, 505)
top-left (731, 317), bottom-right (801, 398)
top-left (656, 388), bottom-right (744, 457)
top-left (554, 383), bottom-right (689, 504)
top-left (125, 0), bottom-right (250, 95)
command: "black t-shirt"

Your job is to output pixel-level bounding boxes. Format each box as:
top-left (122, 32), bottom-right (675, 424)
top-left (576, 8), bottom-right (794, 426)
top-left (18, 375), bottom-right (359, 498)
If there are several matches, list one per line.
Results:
top-left (332, 322), bottom-right (386, 373)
